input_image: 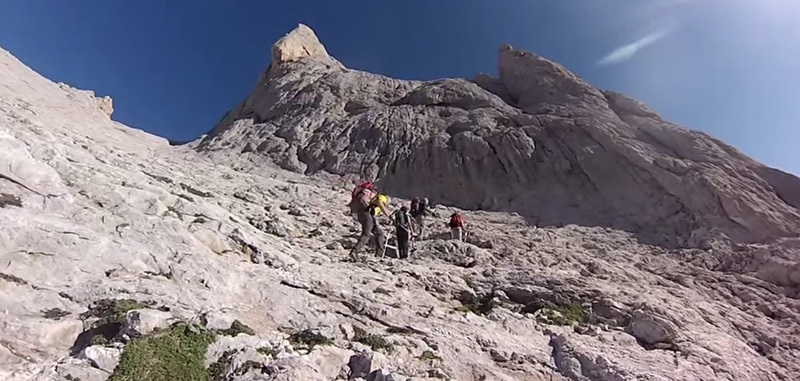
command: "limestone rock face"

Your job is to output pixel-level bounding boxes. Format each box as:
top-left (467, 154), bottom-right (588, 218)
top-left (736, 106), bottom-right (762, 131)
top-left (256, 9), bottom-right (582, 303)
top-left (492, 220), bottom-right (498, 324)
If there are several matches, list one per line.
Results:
top-left (271, 23), bottom-right (333, 65)
top-left (95, 95), bottom-right (113, 117)
top-left (198, 25), bottom-right (800, 248)
top-left (2, 24), bottom-right (800, 381)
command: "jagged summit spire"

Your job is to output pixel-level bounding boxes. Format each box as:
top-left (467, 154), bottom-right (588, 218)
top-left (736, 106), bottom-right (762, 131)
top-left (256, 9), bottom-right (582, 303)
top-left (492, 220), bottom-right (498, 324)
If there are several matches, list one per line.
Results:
top-left (270, 24), bottom-right (332, 65)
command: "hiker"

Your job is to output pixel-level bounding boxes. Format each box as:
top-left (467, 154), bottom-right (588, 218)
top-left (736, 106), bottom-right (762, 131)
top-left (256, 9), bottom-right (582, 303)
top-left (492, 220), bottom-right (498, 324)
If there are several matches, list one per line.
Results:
top-left (391, 206), bottom-right (416, 259)
top-left (448, 212), bottom-right (466, 242)
top-left (410, 197), bottom-right (431, 239)
top-left (349, 182), bottom-right (391, 260)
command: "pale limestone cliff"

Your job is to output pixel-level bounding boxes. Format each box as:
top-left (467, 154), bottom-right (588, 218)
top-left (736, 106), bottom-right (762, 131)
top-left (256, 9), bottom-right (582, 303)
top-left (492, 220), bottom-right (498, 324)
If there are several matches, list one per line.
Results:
top-left (198, 26), bottom-right (800, 250)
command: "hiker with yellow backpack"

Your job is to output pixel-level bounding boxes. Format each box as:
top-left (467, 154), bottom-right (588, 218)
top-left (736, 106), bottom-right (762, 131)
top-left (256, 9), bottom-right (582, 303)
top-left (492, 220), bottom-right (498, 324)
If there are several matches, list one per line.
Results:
top-left (348, 181), bottom-right (392, 260)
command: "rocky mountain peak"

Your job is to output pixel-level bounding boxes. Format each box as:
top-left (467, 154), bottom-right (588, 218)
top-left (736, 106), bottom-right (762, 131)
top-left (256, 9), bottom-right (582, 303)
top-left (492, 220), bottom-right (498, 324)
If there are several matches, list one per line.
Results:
top-left (270, 23), bottom-right (333, 66)
top-left (198, 24), bottom-right (800, 249)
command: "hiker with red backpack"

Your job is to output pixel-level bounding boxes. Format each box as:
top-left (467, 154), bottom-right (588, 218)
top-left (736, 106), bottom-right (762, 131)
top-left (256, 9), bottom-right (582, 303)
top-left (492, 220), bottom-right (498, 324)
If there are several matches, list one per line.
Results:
top-left (348, 181), bottom-right (391, 260)
top-left (448, 212), bottom-right (466, 242)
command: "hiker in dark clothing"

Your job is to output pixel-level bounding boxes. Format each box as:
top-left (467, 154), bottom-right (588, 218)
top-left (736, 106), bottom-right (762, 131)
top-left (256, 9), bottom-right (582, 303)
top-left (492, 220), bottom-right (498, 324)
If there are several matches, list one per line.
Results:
top-left (410, 197), bottom-right (432, 239)
top-left (391, 206), bottom-right (416, 259)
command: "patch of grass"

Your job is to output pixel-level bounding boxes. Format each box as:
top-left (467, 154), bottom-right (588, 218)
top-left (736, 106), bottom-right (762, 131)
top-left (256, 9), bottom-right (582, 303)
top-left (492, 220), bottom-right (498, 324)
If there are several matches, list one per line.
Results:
top-left (256, 346), bottom-right (276, 357)
top-left (353, 326), bottom-right (394, 353)
top-left (80, 299), bottom-right (150, 325)
top-left (538, 304), bottom-right (587, 326)
top-left (0, 272), bottom-right (27, 285)
top-left (288, 329), bottom-right (333, 350)
top-left (108, 323), bottom-right (216, 381)
top-left (207, 349), bottom-right (235, 381)
top-left (455, 293), bottom-right (495, 316)
top-left (91, 334), bottom-right (109, 346)
top-left (0, 193), bottom-right (22, 208)
top-left (217, 320), bottom-right (255, 337)
top-left (557, 304), bottom-right (587, 324)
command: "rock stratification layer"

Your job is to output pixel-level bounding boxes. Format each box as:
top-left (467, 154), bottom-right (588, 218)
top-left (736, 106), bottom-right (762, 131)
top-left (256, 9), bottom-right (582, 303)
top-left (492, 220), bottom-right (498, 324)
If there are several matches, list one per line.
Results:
top-left (199, 24), bottom-right (800, 248)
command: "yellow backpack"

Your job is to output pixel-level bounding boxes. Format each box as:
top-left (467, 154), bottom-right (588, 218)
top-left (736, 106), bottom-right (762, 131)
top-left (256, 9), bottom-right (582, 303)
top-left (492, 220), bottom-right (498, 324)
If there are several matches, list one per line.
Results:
top-left (369, 194), bottom-right (389, 216)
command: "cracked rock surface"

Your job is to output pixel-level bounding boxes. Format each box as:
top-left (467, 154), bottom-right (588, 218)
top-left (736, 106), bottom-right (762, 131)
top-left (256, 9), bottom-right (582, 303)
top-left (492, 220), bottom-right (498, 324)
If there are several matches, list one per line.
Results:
top-left (1, 24), bottom-right (799, 381)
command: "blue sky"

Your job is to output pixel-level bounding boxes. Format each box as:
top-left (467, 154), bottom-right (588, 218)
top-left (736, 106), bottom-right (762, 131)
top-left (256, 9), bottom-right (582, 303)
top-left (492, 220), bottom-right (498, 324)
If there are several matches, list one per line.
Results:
top-left (1, 0), bottom-right (798, 174)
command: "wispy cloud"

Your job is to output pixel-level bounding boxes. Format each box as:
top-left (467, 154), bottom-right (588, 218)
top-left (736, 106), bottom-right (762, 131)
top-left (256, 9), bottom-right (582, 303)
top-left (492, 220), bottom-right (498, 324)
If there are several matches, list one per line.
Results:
top-left (596, 26), bottom-right (676, 66)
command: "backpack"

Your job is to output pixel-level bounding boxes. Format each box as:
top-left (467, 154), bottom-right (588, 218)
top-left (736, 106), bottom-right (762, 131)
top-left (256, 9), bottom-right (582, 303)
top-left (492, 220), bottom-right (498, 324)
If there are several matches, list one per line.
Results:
top-left (410, 198), bottom-right (420, 214)
top-left (411, 198), bottom-right (428, 217)
top-left (449, 213), bottom-right (464, 228)
top-left (349, 182), bottom-right (375, 214)
top-left (352, 181), bottom-right (372, 198)
top-left (394, 211), bottom-right (410, 229)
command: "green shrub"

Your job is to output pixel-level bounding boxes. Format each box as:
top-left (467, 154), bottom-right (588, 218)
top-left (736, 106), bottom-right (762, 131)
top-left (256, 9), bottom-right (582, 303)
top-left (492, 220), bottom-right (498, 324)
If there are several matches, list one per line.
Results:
top-left (81, 299), bottom-right (149, 325)
top-left (90, 334), bottom-right (109, 346)
top-left (217, 320), bottom-right (255, 336)
top-left (288, 329), bottom-right (333, 349)
top-left (353, 327), bottom-right (393, 353)
top-left (108, 323), bottom-right (216, 381)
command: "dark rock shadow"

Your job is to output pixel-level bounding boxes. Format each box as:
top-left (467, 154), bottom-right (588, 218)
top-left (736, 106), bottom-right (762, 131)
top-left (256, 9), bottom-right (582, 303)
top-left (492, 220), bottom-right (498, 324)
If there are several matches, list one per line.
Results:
top-left (69, 322), bottom-right (122, 356)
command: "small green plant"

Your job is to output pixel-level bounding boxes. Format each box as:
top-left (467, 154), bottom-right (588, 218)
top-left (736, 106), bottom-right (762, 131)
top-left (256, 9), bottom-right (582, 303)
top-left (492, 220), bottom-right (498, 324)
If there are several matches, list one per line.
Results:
top-left (90, 334), bottom-right (110, 346)
top-left (538, 304), bottom-right (587, 326)
top-left (81, 299), bottom-right (150, 325)
top-left (64, 374), bottom-right (81, 381)
top-left (454, 294), bottom-right (495, 316)
top-left (256, 346), bottom-right (276, 357)
top-left (288, 329), bottom-right (333, 349)
top-left (108, 323), bottom-right (216, 381)
top-left (557, 304), bottom-right (587, 325)
top-left (42, 308), bottom-right (70, 320)
top-left (353, 326), bottom-right (394, 353)
top-left (453, 305), bottom-right (472, 313)
top-left (207, 350), bottom-right (235, 381)
top-left (218, 320), bottom-right (255, 336)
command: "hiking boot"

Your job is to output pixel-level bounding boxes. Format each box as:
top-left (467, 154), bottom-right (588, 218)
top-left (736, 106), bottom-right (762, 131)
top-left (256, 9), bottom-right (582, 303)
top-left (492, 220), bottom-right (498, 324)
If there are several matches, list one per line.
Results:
top-left (349, 249), bottom-right (363, 262)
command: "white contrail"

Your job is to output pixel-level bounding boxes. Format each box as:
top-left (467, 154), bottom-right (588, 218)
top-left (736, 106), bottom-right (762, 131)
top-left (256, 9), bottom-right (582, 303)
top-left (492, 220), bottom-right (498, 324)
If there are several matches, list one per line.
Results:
top-left (596, 27), bottom-right (675, 66)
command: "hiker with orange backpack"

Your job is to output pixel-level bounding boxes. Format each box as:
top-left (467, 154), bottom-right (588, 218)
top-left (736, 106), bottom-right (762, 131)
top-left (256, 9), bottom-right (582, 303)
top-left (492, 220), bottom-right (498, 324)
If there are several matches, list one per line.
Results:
top-left (448, 212), bottom-right (466, 242)
top-left (348, 181), bottom-right (391, 260)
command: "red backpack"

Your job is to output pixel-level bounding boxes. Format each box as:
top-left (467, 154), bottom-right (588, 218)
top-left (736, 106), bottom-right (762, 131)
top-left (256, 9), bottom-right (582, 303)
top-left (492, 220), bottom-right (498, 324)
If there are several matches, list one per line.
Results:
top-left (449, 213), bottom-right (464, 228)
top-left (349, 182), bottom-right (375, 214)
top-left (352, 181), bottom-right (373, 199)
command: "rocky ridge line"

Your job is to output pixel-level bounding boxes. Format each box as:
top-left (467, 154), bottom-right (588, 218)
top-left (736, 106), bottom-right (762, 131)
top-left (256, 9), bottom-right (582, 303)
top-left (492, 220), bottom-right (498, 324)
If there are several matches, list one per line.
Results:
top-left (198, 24), bottom-right (800, 249)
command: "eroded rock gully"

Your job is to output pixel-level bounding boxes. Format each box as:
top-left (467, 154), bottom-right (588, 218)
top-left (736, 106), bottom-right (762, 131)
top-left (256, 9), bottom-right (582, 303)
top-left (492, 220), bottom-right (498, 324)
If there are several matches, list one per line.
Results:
top-left (1, 24), bottom-right (799, 381)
